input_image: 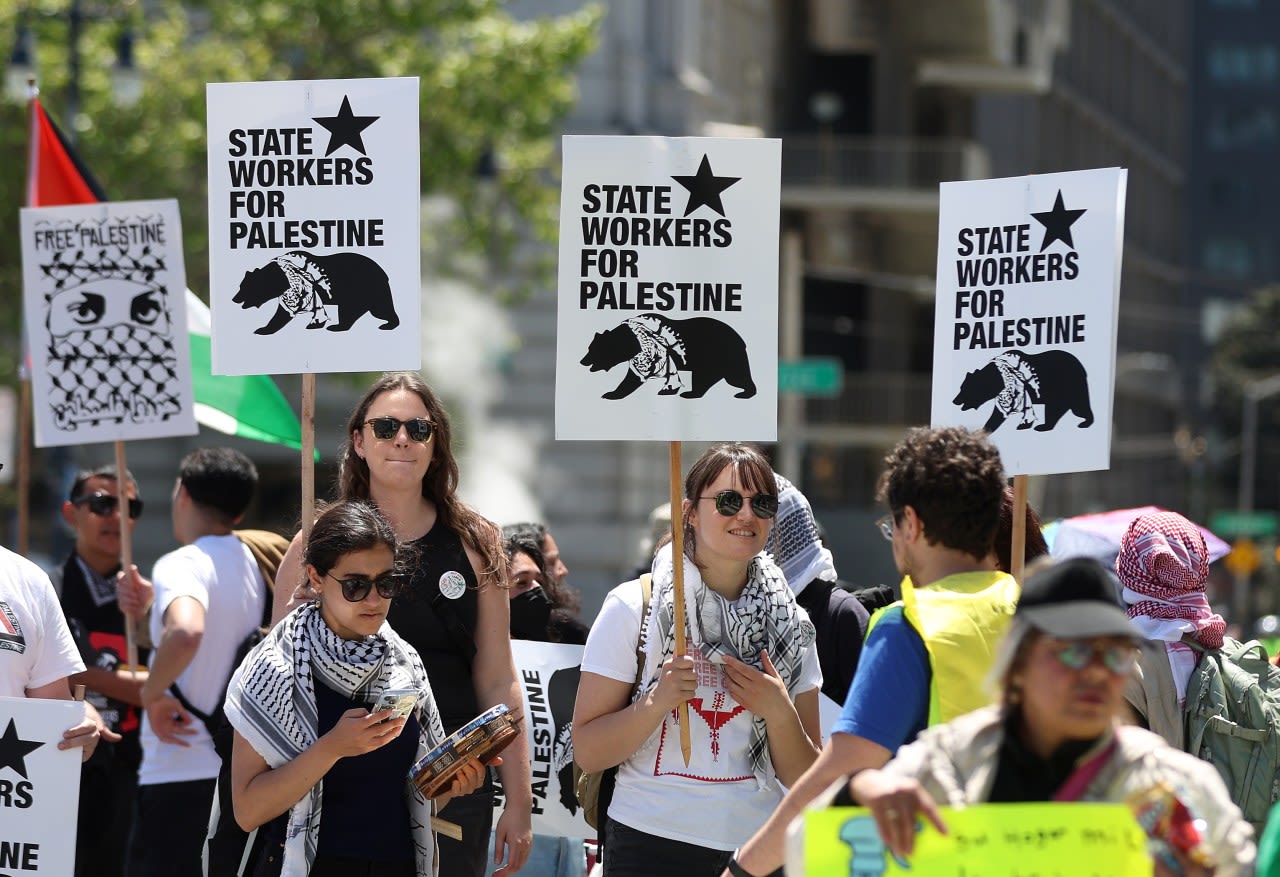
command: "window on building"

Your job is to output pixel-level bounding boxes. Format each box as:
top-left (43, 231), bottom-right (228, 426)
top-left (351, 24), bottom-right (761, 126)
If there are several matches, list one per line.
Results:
top-left (1201, 238), bottom-right (1254, 277)
top-left (1208, 44), bottom-right (1280, 82)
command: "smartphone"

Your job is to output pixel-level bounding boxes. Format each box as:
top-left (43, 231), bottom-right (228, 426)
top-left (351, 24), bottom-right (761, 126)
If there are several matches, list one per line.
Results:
top-left (372, 688), bottom-right (419, 721)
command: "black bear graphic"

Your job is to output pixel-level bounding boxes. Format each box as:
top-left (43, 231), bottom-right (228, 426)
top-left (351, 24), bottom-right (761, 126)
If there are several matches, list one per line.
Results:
top-left (232, 250), bottom-right (399, 335)
top-left (953, 349), bottom-right (1093, 434)
top-left (547, 666), bottom-right (581, 814)
top-left (579, 313), bottom-right (756, 400)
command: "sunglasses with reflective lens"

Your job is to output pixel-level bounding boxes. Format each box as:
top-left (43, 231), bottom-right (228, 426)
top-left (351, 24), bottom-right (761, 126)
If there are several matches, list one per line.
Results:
top-left (1052, 640), bottom-right (1138, 675)
top-left (365, 416), bottom-right (434, 443)
top-left (74, 492), bottom-right (144, 520)
top-left (700, 489), bottom-right (779, 519)
top-left (327, 572), bottom-right (401, 602)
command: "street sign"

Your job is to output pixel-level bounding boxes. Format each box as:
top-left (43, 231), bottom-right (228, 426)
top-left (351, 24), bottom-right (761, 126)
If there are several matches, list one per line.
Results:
top-left (1224, 538), bottom-right (1263, 578)
top-left (779, 358), bottom-right (843, 397)
top-left (1210, 509), bottom-right (1278, 539)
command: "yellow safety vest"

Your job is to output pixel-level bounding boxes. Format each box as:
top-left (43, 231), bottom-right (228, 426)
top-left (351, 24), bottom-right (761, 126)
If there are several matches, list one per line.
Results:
top-left (868, 571), bottom-right (1020, 727)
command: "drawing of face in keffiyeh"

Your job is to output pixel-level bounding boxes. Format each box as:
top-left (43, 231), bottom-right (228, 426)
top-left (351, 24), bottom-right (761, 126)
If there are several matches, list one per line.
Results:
top-left (45, 276), bottom-right (181, 430)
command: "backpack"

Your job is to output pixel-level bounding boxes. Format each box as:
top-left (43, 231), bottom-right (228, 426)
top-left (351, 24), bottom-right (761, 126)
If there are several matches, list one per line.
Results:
top-left (572, 574), bottom-right (652, 834)
top-left (1182, 635), bottom-right (1280, 831)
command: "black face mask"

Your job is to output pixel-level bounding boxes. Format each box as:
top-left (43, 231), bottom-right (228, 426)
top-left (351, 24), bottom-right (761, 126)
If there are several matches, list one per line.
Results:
top-left (510, 586), bottom-right (552, 640)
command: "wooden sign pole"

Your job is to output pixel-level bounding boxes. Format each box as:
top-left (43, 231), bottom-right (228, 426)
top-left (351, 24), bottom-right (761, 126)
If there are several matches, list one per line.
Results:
top-left (113, 440), bottom-right (138, 677)
top-left (301, 374), bottom-right (317, 538)
top-left (1011, 474), bottom-right (1028, 582)
top-left (668, 441), bottom-right (692, 766)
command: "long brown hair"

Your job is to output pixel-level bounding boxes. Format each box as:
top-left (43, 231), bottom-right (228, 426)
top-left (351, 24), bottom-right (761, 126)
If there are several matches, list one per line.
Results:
top-left (337, 371), bottom-right (504, 581)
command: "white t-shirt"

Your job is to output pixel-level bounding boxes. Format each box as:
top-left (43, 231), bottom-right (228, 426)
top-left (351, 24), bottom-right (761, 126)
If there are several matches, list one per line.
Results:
top-left (0, 545), bottom-right (84, 698)
top-left (140, 534), bottom-right (265, 785)
top-left (581, 578), bottom-right (821, 851)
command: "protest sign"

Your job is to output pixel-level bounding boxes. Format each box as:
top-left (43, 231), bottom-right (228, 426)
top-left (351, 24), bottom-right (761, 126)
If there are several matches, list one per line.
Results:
top-left (555, 135), bottom-right (781, 441)
top-left (0, 696), bottom-right (85, 877)
top-left (206, 77), bottom-right (420, 375)
top-left (492, 640), bottom-right (591, 839)
top-left (930, 168), bottom-right (1127, 475)
top-left (794, 803), bottom-right (1149, 876)
top-left (19, 199), bottom-right (196, 447)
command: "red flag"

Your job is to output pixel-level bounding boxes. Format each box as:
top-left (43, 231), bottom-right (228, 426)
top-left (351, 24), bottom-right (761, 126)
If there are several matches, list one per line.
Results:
top-left (26, 96), bottom-right (107, 207)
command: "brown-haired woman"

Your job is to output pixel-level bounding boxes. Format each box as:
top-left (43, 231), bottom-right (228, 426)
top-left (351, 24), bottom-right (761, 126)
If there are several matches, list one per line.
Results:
top-left (572, 442), bottom-right (822, 877)
top-left (274, 372), bottom-right (531, 877)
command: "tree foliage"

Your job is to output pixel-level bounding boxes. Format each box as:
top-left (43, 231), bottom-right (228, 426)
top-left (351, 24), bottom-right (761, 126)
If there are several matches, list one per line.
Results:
top-left (0, 0), bottom-right (601, 386)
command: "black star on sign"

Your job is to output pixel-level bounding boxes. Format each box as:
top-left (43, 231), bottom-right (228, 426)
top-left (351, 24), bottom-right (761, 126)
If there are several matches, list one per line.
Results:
top-left (1031, 190), bottom-right (1087, 252)
top-left (312, 96), bottom-right (380, 157)
top-left (671, 155), bottom-right (741, 217)
top-left (0, 718), bottom-right (43, 780)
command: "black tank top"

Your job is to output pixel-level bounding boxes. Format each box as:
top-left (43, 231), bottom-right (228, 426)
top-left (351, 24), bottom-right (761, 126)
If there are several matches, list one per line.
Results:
top-left (387, 518), bottom-right (480, 732)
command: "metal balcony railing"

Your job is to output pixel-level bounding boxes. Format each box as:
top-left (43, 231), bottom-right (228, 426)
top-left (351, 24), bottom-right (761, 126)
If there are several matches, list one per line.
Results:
top-left (782, 136), bottom-right (990, 192)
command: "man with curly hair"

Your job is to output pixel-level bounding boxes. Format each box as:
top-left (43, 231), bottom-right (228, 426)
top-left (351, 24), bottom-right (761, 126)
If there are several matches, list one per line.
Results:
top-left (722, 427), bottom-right (1017, 877)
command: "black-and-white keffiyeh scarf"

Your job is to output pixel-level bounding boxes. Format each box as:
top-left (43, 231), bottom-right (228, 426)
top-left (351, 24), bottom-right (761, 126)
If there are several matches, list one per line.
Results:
top-left (223, 601), bottom-right (446, 877)
top-left (638, 543), bottom-right (816, 788)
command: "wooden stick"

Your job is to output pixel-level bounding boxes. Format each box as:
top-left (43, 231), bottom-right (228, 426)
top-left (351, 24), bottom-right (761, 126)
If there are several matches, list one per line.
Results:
top-left (17, 377), bottom-right (31, 556)
top-left (1010, 474), bottom-right (1028, 583)
top-left (431, 816), bottom-right (463, 842)
top-left (300, 374), bottom-right (317, 539)
top-left (73, 683), bottom-right (86, 701)
top-left (114, 441), bottom-right (138, 679)
top-left (668, 441), bottom-right (691, 766)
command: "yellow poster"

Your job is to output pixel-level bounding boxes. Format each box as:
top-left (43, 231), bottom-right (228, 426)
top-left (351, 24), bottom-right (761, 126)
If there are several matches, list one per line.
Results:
top-left (800, 803), bottom-right (1151, 876)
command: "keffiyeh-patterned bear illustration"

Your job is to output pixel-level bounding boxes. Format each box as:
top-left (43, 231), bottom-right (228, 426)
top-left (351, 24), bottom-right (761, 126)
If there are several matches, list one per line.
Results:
top-left (42, 248), bottom-right (182, 431)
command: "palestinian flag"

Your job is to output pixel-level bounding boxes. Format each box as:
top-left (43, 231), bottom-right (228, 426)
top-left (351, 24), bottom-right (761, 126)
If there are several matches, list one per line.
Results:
top-left (25, 97), bottom-right (304, 451)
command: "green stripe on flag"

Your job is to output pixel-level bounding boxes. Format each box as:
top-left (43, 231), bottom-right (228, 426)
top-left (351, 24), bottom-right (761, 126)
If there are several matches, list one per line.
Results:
top-left (189, 332), bottom-right (305, 452)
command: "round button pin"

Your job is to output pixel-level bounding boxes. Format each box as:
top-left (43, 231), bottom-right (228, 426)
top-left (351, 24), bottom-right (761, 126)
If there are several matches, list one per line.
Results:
top-left (439, 570), bottom-right (467, 600)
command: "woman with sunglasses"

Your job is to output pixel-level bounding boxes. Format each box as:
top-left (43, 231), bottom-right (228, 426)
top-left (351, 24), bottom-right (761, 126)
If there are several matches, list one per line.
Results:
top-left (573, 443), bottom-right (822, 877)
top-left (831, 557), bottom-right (1253, 876)
top-left (273, 372), bottom-right (531, 877)
top-left (225, 500), bottom-right (491, 877)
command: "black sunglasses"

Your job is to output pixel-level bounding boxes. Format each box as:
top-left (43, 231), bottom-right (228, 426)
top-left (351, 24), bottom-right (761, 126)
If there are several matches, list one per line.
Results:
top-left (326, 571), bottom-right (401, 602)
top-left (699, 489), bottom-right (779, 519)
top-left (74, 492), bottom-right (144, 520)
top-left (365, 416), bottom-right (434, 443)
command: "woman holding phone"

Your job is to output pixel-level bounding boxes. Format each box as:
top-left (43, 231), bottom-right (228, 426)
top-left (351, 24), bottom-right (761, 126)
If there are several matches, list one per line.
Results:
top-left (274, 371), bottom-right (532, 876)
top-left (226, 500), bottom-right (491, 877)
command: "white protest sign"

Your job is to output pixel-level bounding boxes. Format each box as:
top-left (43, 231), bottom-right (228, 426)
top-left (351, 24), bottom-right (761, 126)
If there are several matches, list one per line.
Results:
top-left (19, 200), bottom-right (197, 448)
top-left (0, 696), bottom-right (85, 877)
top-left (491, 640), bottom-right (591, 839)
top-left (206, 77), bottom-right (420, 375)
top-left (930, 168), bottom-right (1127, 475)
top-left (555, 136), bottom-right (780, 441)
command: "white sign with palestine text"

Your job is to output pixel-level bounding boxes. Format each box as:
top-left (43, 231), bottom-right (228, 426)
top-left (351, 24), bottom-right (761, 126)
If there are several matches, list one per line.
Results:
top-left (19, 199), bottom-right (197, 448)
top-left (930, 168), bottom-right (1128, 476)
top-left (555, 136), bottom-right (780, 441)
top-left (206, 77), bottom-right (420, 375)
top-left (0, 696), bottom-right (84, 877)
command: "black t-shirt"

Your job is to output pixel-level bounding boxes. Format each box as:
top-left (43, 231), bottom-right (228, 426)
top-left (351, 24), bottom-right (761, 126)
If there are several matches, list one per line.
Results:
top-left (314, 680), bottom-right (418, 862)
top-left (386, 519), bottom-right (480, 733)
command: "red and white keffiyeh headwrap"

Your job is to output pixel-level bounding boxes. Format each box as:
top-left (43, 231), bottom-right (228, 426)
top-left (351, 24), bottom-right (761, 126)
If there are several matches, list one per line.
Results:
top-left (1116, 511), bottom-right (1225, 649)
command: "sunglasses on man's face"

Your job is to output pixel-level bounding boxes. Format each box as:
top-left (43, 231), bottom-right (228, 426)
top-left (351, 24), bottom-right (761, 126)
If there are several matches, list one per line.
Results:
top-left (1051, 639), bottom-right (1138, 676)
top-left (326, 571), bottom-right (401, 603)
top-left (74, 492), bottom-right (144, 520)
top-left (365, 416), bottom-right (434, 443)
top-left (700, 489), bottom-right (779, 519)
